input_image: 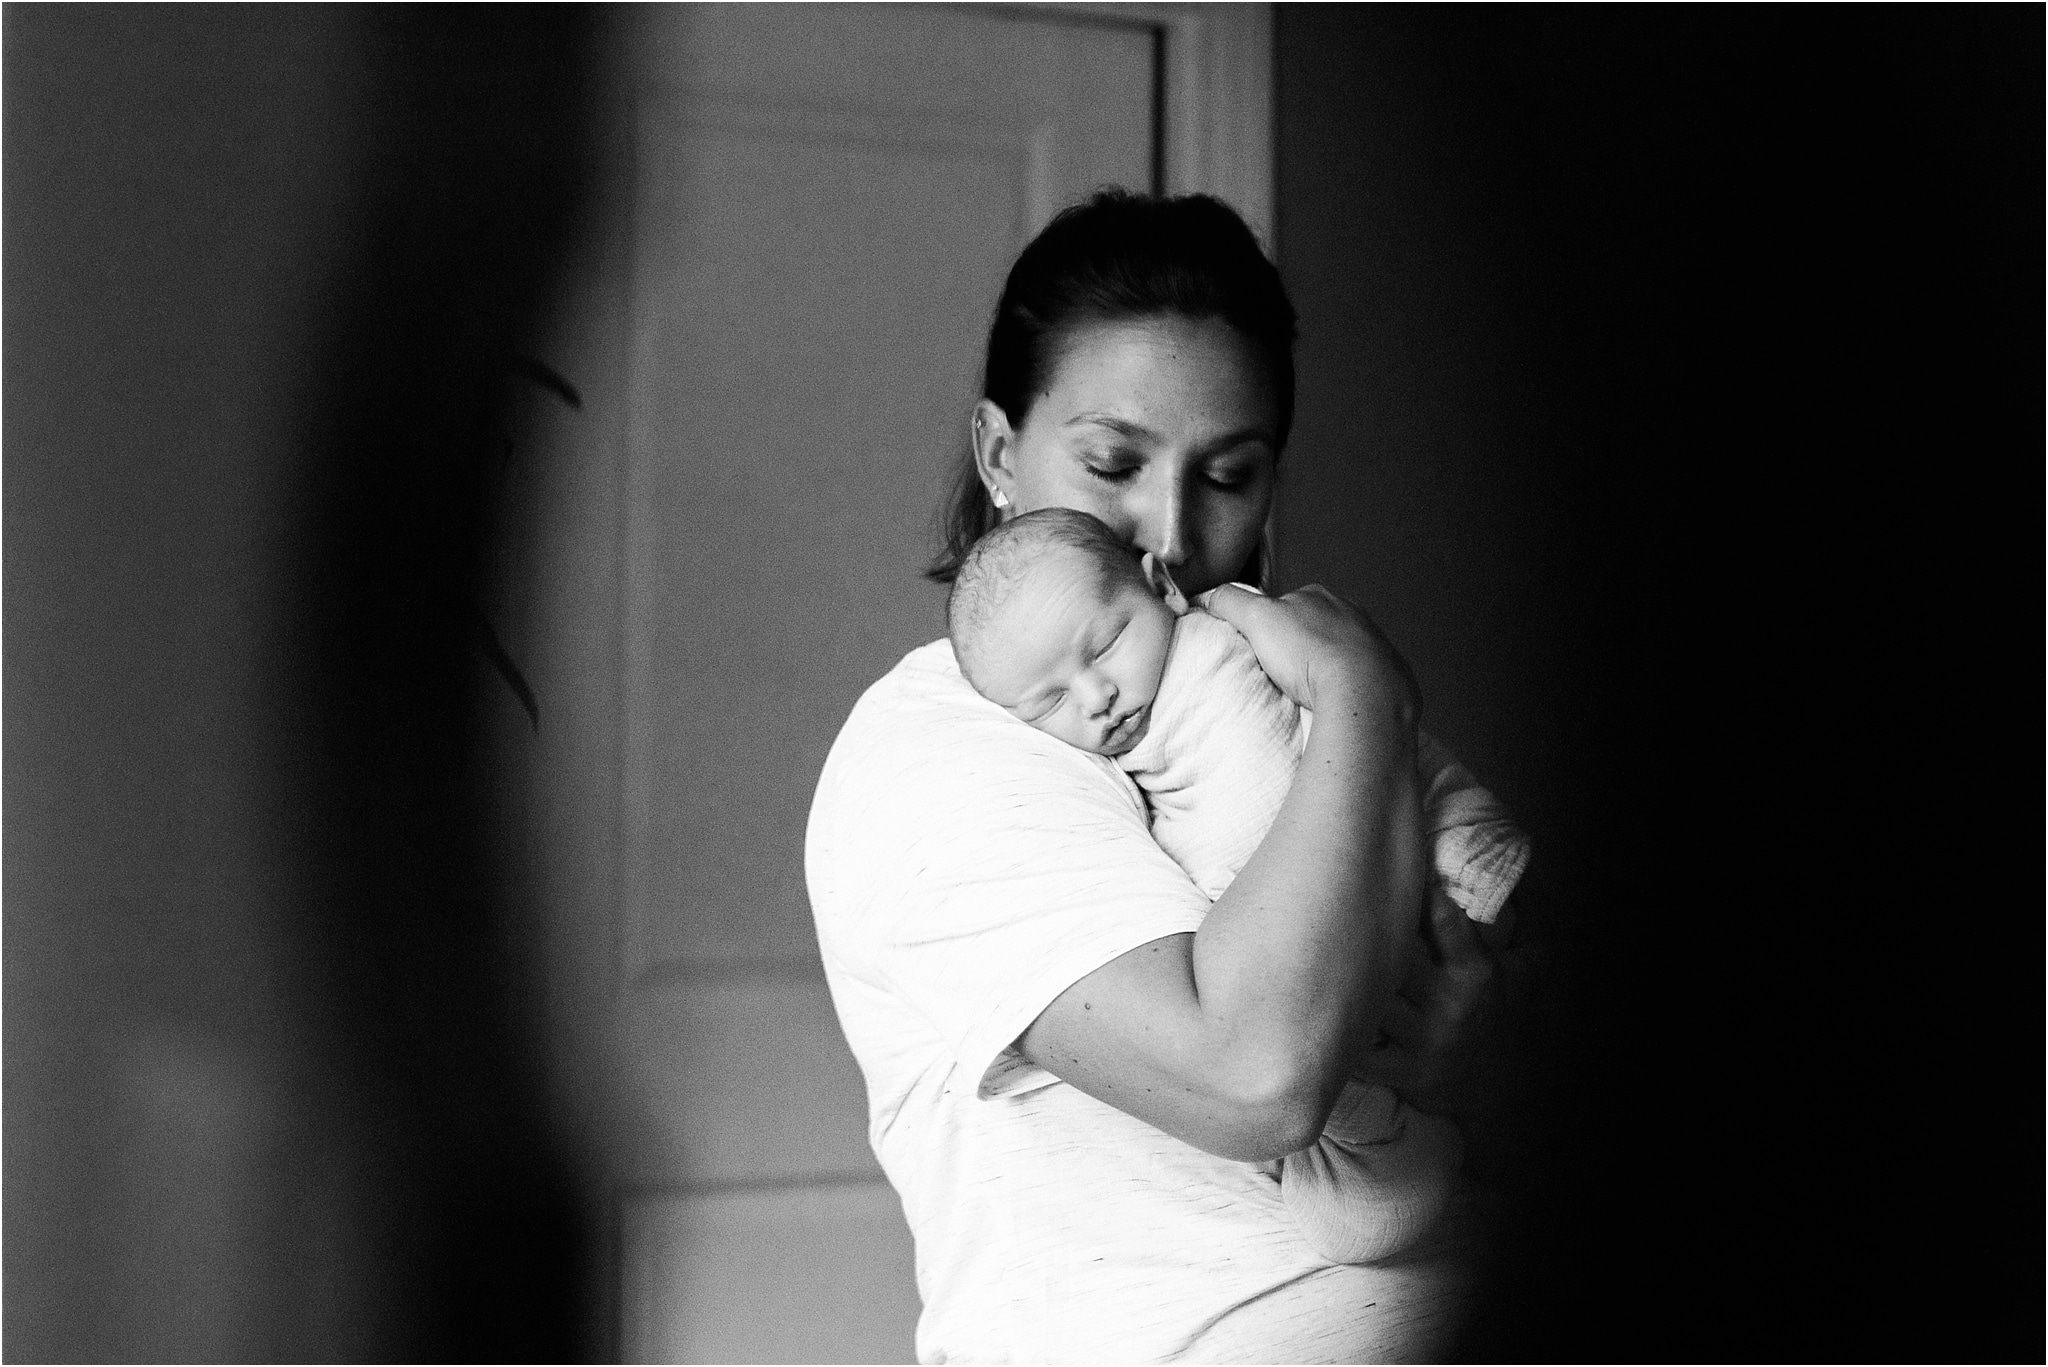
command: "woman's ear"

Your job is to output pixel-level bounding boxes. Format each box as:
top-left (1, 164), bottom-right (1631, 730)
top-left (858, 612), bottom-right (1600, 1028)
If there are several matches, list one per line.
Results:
top-left (971, 399), bottom-right (1017, 511)
top-left (1139, 552), bottom-right (1190, 616)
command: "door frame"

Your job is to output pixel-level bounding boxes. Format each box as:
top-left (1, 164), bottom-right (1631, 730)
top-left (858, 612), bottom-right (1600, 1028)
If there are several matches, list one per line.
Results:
top-left (1025, 2), bottom-right (1274, 250)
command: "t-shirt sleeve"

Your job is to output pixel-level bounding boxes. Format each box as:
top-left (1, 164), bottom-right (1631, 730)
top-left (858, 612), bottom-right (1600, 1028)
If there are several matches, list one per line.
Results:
top-left (810, 656), bottom-right (1210, 1101)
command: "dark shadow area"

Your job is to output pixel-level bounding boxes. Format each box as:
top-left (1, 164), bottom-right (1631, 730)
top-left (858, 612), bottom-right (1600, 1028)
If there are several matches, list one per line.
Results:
top-left (1277, 7), bottom-right (2041, 1360)
top-left (6, 7), bottom-right (604, 1360)
top-left (273, 12), bottom-right (602, 1361)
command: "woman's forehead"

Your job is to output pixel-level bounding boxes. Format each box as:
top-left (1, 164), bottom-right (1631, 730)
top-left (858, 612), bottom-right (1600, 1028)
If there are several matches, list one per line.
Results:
top-left (1038, 316), bottom-right (1278, 436)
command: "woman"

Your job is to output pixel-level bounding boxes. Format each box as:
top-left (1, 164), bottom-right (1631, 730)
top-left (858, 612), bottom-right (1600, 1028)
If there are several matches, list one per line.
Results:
top-left (806, 191), bottom-right (1498, 1363)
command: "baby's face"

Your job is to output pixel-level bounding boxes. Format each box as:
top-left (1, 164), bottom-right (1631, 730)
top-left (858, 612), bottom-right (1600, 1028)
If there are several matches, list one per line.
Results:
top-left (974, 550), bottom-right (1175, 757)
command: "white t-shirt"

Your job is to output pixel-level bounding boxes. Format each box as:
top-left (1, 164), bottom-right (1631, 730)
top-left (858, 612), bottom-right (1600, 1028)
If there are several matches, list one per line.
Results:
top-left (806, 639), bottom-right (1473, 1364)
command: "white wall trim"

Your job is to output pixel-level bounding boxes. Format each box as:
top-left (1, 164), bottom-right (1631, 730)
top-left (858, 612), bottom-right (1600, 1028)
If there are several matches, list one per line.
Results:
top-left (1024, 3), bottom-right (1275, 254)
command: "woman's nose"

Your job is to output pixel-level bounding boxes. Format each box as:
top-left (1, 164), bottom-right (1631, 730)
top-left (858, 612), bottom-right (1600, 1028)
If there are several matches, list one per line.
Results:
top-left (1132, 476), bottom-right (1194, 573)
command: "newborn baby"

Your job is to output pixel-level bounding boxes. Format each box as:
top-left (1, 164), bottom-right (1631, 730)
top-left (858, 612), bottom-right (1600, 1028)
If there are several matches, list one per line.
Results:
top-left (949, 507), bottom-right (1531, 1265)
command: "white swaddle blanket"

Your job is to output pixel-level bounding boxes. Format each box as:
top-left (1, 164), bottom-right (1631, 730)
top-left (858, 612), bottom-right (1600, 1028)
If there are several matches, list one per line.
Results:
top-left (1117, 609), bottom-right (1529, 924)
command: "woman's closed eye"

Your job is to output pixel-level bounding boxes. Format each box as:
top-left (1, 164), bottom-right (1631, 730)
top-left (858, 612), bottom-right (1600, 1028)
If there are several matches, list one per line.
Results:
top-left (1080, 448), bottom-right (1263, 492)
top-left (1079, 449), bottom-right (1141, 482)
top-left (1204, 453), bottom-right (1271, 490)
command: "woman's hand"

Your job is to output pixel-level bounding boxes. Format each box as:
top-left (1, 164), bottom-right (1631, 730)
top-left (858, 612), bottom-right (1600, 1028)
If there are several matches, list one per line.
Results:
top-left (1352, 884), bottom-right (1504, 1119)
top-left (1201, 583), bottom-right (1419, 721)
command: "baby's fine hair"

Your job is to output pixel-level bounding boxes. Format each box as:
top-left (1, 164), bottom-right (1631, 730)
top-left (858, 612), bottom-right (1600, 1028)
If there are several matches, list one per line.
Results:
top-left (947, 508), bottom-right (1146, 690)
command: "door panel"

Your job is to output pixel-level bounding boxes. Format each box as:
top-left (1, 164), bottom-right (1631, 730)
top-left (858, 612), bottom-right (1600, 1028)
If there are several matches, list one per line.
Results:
top-left (622, 1184), bottom-right (924, 1365)
top-left (618, 967), bottom-right (876, 1190)
top-left (621, 7), bottom-right (1155, 975)
top-left (615, 7), bottom-right (1155, 1361)
top-left (623, 90), bottom-right (1041, 970)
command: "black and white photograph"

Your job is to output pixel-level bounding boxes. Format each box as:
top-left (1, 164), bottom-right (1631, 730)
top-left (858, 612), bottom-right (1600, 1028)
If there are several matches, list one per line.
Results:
top-left (6, 4), bottom-right (2040, 1362)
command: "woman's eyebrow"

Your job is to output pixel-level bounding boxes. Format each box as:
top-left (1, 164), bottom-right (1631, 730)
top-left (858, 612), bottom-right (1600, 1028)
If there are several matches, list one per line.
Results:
top-left (1199, 426), bottom-right (1279, 455)
top-left (1063, 411), bottom-right (1276, 452)
top-left (1064, 412), bottom-right (1156, 440)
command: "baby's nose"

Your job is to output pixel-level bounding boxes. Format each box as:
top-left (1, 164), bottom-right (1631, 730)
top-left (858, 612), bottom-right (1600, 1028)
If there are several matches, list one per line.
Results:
top-left (1079, 673), bottom-right (1118, 716)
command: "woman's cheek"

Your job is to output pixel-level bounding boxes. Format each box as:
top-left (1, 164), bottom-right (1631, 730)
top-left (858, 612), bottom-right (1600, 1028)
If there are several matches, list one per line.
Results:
top-left (1213, 510), bottom-right (1267, 586)
top-left (1075, 477), bottom-right (1135, 533)
top-left (1028, 466), bottom-right (1122, 533)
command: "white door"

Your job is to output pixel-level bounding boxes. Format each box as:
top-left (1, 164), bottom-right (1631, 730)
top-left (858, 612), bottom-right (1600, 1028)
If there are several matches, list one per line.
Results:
top-left (620, 12), bottom-right (1154, 1360)
top-left (494, 7), bottom-right (1271, 1362)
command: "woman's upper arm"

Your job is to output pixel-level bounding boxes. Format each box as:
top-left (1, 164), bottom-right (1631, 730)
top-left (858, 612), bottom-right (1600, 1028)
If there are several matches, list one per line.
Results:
top-left (812, 680), bottom-right (1220, 1108)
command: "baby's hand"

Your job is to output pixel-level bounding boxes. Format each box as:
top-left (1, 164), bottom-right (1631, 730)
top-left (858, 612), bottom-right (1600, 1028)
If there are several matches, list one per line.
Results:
top-left (1200, 582), bottom-right (1418, 719)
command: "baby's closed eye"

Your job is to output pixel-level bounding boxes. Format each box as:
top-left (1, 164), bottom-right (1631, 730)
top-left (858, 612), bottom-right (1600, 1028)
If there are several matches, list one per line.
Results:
top-left (1092, 621), bottom-right (1129, 661)
top-left (1023, 691), bottom-right (1065, 722)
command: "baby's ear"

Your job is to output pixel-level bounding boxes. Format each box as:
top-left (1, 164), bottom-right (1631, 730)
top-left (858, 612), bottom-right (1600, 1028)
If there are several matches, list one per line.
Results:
top-left (1139, 552), bottom-right (1190, 616)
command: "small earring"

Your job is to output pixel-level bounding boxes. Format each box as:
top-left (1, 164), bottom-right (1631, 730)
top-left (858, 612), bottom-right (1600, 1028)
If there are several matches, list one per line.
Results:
top-left (990, 487), bottom-right (1009, 509)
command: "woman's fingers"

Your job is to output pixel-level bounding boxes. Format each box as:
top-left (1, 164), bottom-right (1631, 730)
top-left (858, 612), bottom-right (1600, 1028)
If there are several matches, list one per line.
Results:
top-left (1378, 994), bottom-right (1424, 1043)
top-left (1364, 898), bottom-right (1510, 1117)
top-left (1350, 1028), bottom-right (1415, 1093)
top-left (1350, 1049), bottom-right (1410, 1093)
top-left (1200, 581), bottom-right (1417, 715)
top-left (1193, 583), bottom-right (1278, 649)
top-left (1197, 584), bottom-right (1310, 703)
top-left (1419, 889), bottom-right (1495, 1020)
top-left (1424, 885), bottom-right (1484, 964)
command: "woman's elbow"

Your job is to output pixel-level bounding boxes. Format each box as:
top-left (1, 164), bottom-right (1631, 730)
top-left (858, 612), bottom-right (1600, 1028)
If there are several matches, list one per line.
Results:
top-left (1201, 1069), bottom-right (1333, 1162)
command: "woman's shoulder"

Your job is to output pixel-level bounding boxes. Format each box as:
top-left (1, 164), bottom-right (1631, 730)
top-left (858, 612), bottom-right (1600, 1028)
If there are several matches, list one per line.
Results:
top-left (854, 636), bottom-right (972, 711)
top-left (806, 637), bottom-right (1168, 964)
top-left (813, 637), bottom-right (1141, 832)
top-left (828, 637), bottom-right (990, 763)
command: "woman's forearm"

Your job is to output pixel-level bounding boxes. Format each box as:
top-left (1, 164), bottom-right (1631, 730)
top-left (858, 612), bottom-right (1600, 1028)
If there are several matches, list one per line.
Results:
top-left (1189, 680), bottom-right (1427, 1150)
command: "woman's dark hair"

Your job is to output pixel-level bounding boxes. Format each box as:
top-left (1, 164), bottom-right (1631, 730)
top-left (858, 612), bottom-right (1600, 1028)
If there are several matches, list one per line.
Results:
top-left (927, 189), bottom-right (1297, 586)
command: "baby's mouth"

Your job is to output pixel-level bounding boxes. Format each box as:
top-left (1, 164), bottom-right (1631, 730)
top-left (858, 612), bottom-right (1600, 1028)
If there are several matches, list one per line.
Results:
top-left (1102, 705), bottom-right (1149, 753)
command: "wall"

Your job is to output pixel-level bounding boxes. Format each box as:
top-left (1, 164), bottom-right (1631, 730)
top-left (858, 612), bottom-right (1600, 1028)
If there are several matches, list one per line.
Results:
top-left (4, 10), bottom-right (601, 1358)
top-left (1273, 8), bottom-right (2039, 1359)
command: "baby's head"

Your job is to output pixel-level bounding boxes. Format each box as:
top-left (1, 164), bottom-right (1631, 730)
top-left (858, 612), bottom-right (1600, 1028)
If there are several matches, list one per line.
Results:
top-left (949, 509), bottom-right (1187, 757)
